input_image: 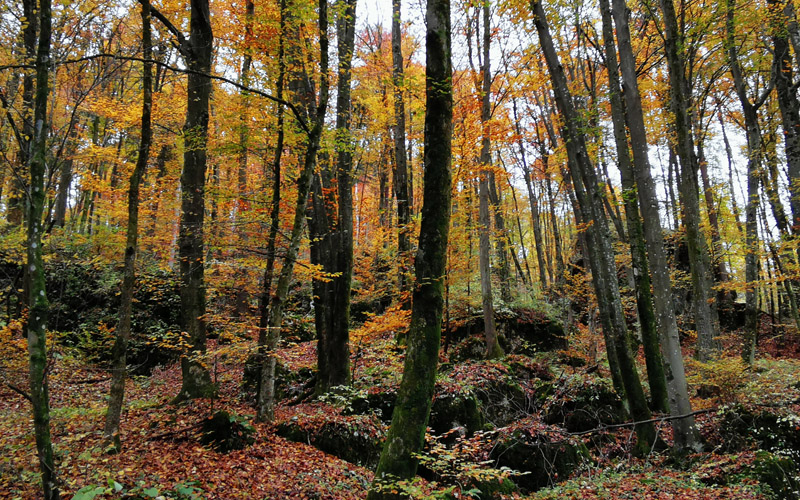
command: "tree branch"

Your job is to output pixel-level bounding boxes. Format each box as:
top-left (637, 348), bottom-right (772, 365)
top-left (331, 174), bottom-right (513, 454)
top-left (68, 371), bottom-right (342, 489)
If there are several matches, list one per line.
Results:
top-left (0, 54), bottom-right (310, 134)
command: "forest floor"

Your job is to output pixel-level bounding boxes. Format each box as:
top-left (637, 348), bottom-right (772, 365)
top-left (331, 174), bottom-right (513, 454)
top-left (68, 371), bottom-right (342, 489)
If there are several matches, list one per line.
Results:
top-left (1, 309), bottom-right (800, 499)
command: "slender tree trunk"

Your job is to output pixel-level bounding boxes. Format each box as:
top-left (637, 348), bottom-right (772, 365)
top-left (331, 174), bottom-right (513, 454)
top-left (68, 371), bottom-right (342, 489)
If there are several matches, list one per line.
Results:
top-left (727, 0), bottom-right (764, 365)
top-left (609, 0), bottom-right (701, 450)
top-left (546, 171), bottom-right (566, 282)
top-left (176, 0), bottom-right (216, 400)
top-left (532, 0), bottom-right (656, 454)
top-left (512, 98), bottom-right (548, 289)
top-left (367, 0), bottom-right (452, 491)
top-left (257, 0), bottom-right (287, 349)
top-left (478, 0), bottom-right (502, 359)
top-left (600, 0), bottom-right (669, 415)
top-left (27, 0), bottom-right (59, 494)
top-left (658, 0), bottom-right (721, 361)
top-left (392, 0), bottom-right (411, 300)
top-left (104, 0), bottom-right (153, 450)
top-left (257, 0), bottom-right (329, 422)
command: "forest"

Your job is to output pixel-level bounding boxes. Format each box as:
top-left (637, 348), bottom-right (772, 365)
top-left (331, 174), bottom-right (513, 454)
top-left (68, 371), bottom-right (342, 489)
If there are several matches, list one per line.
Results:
top-left (2, 0), bottom-right (800, 497)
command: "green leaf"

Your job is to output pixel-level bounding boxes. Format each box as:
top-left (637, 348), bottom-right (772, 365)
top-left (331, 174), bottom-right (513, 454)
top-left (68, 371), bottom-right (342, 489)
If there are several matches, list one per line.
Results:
top-left (72, 486), bottom-right (105, 500)
top-left (142, 486), bottom-right (160, 497)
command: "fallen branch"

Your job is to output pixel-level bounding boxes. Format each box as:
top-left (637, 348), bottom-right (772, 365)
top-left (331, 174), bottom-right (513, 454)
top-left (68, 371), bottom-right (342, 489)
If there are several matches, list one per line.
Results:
top-left (6, 383), bottom-right (33, 403)
top-left (568, 408), bottom-right (717, 436)
top-left (148, 421), bottom-right (204, 441)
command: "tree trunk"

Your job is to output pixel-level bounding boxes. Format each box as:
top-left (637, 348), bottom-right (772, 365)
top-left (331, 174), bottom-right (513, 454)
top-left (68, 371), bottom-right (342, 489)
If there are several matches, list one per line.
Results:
top-left (609, 0), bottom-right (701, 450)
top-left (257, 0), bottom-right (330, 422)
top-left (532, 0), bottom-right (656, 454)
top-left (313, 0), bottom-right (357, 394)
top-left (27, 0), bottom-right (59, 494)
top-left (367, 0), bottom-right (452, 491)
top-left (104, 0), bottom-right (153, 450)
top-left (599, 0), bottom-right (669, 415)
top-left (478, 1), bottom-right (502, 359)
top-left (773, 0), bottom-right (800, 238)
top-left (257, 0), bottom-right (287, 350)
top-left (727, 0), bottom-right (764, 365)
top-left (512, 98), bottom-right (548, 288)
top-left (176, 0), bottom-right (216, 401)
top-left (392, 0), bottom-right (411, 300)
top-left (658, 0), bottom-right (721, 361)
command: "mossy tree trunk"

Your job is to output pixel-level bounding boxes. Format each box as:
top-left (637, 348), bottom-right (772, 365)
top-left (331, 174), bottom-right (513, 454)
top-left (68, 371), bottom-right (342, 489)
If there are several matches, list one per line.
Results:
top-left (311, 0), bottom-right (357, 394)
top-left (104, 0), bottom-right (153, 449)
top-left (27, 0), bottom-right (59, 494)
top-left (727, 0), bottom-right (768, 365)
top-left (608, 0), bottom-right (702, 451)
top-left (532, 0), bottom-right (656, 454)
top-left (367, 0), bottom-right (452, 492)
top-left (658, 0), bottom-right (721, 362)
top-left (256, 0), bottom-right (329, 422)
top-left (599, 0), bottom-right (668, 415)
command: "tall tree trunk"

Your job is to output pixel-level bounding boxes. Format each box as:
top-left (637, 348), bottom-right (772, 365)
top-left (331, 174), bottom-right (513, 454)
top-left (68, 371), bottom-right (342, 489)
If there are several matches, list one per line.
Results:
top-left (772, 0), bottom-right (800, 238)
top-left (513, 98), bottom-right (548, 288)
top-left (104, 0), bottom-right (153, 449)
top-left (368, 0), bottom-right (452, 491)
top-left (727, 0), bottom-right (765, 365)
top-left (600, 0), bottom-right (669, 415)
top-left (27, 0), bottom-right (59, 494)
top-left (232, 0), bottom-right (256, 319)
top-left (658, 0), bottom-right (721, 361)
top-left (478, 0), bottom-right (502, 359)
top-left (546, 171), bottom-right (566, 282)
top-left (532, 0), bottom-right (656, 454)
top-left (257, 0), bottom-right (329, 422)
top-left (609, 0), bottom-right (701, 450)
top-left (313, 0), bottom-right (357, 394)
top-left (257, 0), bottom-right (287, 349)
top-left (392, 0), bottom-right (411, 300)
top-left (176, 0), bottom-right (216, 400)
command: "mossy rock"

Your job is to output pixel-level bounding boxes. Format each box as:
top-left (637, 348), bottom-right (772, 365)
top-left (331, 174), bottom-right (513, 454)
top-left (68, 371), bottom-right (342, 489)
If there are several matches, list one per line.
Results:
top-left (198, 411), bottom-right (255, 453)
top-left (720, 405), bottom-right (800, 457)
top-left (446, 308), bottom-right (567, 356)
top-left (450, 335), bottom-right (488, 363)
top-left (499, 308), bottom-right (568, 354)
top-left (473, 378), bottom-right (528, 428)
top-left (241, 359), bottom-right (315, 404)
top-left (489, 431), bottom-right (590, 492)
top-left (346, 390), bottom-right (397, 423)
top-left (430, 394), bottom-right (485, 437)
top-left (754, 451), bottom-right (799, 500)
top-left (276, 416), bottom-right (385, 469)
top-left (543, 379), bottom-right (624, 433)
top-left (469, 476), bottom-right (518, 499)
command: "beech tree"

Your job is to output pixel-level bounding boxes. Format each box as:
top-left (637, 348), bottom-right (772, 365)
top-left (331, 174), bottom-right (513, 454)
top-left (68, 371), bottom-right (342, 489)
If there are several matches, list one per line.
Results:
top-left (368, 0), bottom-right (452, 491)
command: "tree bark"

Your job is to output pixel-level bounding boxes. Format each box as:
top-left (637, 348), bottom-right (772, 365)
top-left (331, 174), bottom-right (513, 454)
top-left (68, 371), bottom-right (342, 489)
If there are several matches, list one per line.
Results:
top-left (367, 0), bottom-right (452, 491)
top-left (532, 0), bottom-right (656, 454)
top-left (599, 0), bottom-right (669, 415)
top-left (257, 0), bottom-right (330, 422)
top-left (104, 0), bottom-right (153, 450)
top-left (727, 0), bottom-right (765, 365)
top-left (312, 0), bottom-right (357, 394)
top-left (478, 0), bottom-right (502, 358)
top-left (175, 0), bottom-right (216, 401)
top-left (27, 0), bottom-right (60, 493)
top-left (658, 0), bottom-right (721, 361)
top-left (392, 0), bottom-right (411, 300)
top-left (609, 0), bottom-right (701, 450)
